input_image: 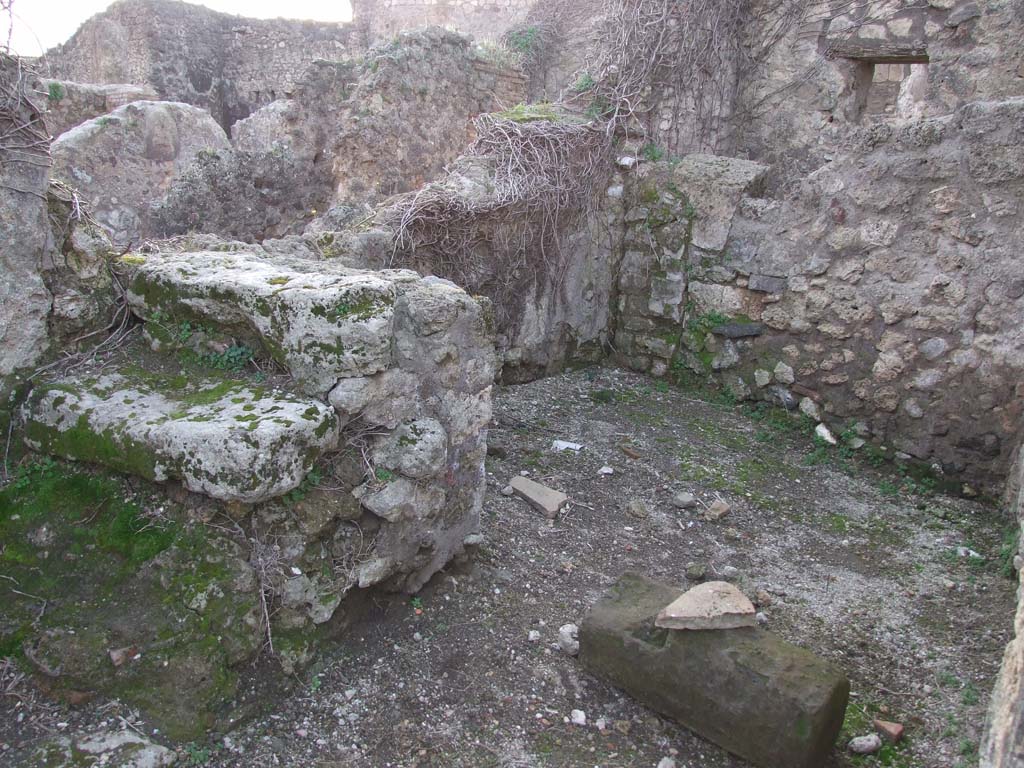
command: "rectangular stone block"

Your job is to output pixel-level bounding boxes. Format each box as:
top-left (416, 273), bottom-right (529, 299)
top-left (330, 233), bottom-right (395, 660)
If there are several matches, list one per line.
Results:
top-left (580, 573), bottom-right (849, 768)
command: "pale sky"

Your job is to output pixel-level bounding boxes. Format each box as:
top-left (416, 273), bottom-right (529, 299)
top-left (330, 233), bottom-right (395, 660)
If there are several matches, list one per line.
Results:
top-left (5, 0), bottom-right (353, 56)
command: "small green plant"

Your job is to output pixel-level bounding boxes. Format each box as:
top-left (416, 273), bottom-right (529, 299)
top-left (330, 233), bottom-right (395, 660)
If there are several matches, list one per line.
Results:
top-left (197, 344), bottom-right (253, 372)
top-left (641, 143), bottom-right (665, 162)
top-left (572, 73), bottom-right (596, 93)
top-left (309, 674), bottom-right (322, 694)
top-left (374, 467), bottom-right (395, 484)
top-left (10, 458), bottom-right (59, 493)
top-left (584, 96), bottom-right (610, 120)
top-left (47, 82), bottom-right (65, 102)
top-left (505, 26), bottom-right (540, 54)
top-left (997, 523), bottom-right (1020, 579)
top-left (410, 596), bottom-right (424, 610)
top-left (285, 468), bottom-right (322, 504)
top-left (589, 389), bottom-right (616, 405)
top-left (962, 682), bottom-right (980, 706)
top-left (184, 743), bottom-right (211, 766)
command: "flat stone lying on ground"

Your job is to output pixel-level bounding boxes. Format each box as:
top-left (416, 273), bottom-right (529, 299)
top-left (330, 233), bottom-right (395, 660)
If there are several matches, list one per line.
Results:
top-left (580, 573), bottom-right (850, 768)
top-left (655, 581), bottom-right (757, 630)
top-left (22, 372), bottom-right (338, 503)
top-left (510, 475), bottom-right (568, 518)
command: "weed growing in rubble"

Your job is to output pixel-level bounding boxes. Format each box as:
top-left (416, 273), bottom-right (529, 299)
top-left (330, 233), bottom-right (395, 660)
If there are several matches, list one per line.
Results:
top-left (505, 26), bottom-right (540, 54)
top-left (285, 468), bottom-right (322, 504)
top-left (47, 81), bottom-right (64, 101)
top-left (641, 142), bottom-right (665, 162)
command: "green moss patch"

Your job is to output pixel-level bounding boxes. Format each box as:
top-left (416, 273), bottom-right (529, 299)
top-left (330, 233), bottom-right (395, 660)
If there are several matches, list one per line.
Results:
top-left (0, 461), bottom-right (259, 740)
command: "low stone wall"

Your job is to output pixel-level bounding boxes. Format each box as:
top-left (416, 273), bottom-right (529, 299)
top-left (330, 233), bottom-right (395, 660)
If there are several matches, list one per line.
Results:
top-left (33, 79), bottom-right (157, 138)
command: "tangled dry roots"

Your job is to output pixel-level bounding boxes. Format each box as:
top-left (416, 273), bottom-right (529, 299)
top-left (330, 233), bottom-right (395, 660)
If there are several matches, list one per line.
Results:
top-left (388, 112), bottom-right (611, 332)
top-left (0, 54), bottom-right (51, 181)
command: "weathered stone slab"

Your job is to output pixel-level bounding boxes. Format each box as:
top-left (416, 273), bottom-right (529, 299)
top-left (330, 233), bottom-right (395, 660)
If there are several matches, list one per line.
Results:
top-left (125, 251), bottom-right (400, 395)
top-left (581, 573), bottom-right (849, 768)
top-left (510, 476), bottom-right (568, 518)
top-left (656, 581), bottom-right (756, 630)
top-left (23, 372), bottom-right (338, 503)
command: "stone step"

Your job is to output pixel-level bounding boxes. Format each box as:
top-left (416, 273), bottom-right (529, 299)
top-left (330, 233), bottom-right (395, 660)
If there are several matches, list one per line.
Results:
top-left (23, 371), bottom-right (338, 503)
top-left (580, 573), bottom-right (849, 768)
top-left (124, 250), bottom-right (412, 395)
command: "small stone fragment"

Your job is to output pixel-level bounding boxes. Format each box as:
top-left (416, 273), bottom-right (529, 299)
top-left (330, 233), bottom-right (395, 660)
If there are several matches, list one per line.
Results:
top-left (657, 759), bottom-right (677, 768)
top-left (848, 734), bottom-right (882, 755)
top-left (720, 565), bottom-right (741, 581)
top-left (570, 709), bottom-right (587, 726)
top-left (621, 445), bottom-right (642, 459)
top-left (815, 423), bottom-right (837, 445)
top-left (756, 612), bottom-right (769, 626)
top-left (510, 476), bottom-right (568, 518)
top-left (501, 485), bottom-right (514, 496)
top-left (655, 581), bottom-right (757, 631)
top-left (626, 499), bottom-right (650, 519)
top-left (874, 719), bottom-right (905, 743)
top-left (558, 623), bottom-right (580, 656)
top-left (685, 562), bottom-right (707, 581)
top-left (704, 499), bottom-right (730, 521)
top-left (551, 440), bottom-right (583, 452)
top-left (672, 492), bottom-right (697, 510)
top-left (528, 630), bottom-right (541, 643)
top-left (598, 466), bottom-right (614, 476)
top-left (755, 588), bottom-right (773, 607)
top-left (108, 646), bottom-right (137, 667)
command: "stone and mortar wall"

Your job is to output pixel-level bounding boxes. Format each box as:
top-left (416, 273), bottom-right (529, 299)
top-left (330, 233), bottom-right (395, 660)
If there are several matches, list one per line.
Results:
top-left (352, 0), bottom-right (533, 44)
top-left (608, 1), bottom-right (1024, 491)
top-left (38, 0), bottom-right (356, 129)
top-left (615, 97), bottom-right (1024, 490)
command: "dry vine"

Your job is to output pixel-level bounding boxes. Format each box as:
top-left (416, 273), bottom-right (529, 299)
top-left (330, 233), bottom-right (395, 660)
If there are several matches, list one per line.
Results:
top-left (1, 52), bottom-right (51, 189)
top-left (388, 112), bottom-right (611, 331)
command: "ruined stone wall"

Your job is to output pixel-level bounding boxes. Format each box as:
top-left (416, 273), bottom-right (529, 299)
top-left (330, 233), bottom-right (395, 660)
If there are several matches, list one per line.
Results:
top-left (150, 29), bottom-right (526, 243)
top-left (352, 0), bottom-right (533, 43)
top-left (732, 0), bottom-right (1024, 188)
top-left (609, 1), bottom-right (1024, 491)
top-left (38, 0), bottom-right (356, 128)
top-left (983, 443), bottom-right (1024, 766)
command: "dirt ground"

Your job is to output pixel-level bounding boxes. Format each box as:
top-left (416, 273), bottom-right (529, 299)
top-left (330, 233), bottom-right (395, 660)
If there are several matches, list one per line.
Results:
top-left (2, 367), bottom-right (1017, 768)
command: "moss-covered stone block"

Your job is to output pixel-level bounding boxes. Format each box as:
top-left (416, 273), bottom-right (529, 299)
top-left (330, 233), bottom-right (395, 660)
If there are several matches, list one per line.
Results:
top-left (22, 371), bottom-right (338, 503)
top-left (580, 573), bottom-right (849, 768)
top-left (125, 251), bottom-right (399, 394)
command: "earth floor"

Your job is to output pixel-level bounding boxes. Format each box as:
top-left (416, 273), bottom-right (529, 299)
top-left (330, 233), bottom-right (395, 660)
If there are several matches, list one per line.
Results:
top-left (2, 367), bottom-right (1017, 768)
